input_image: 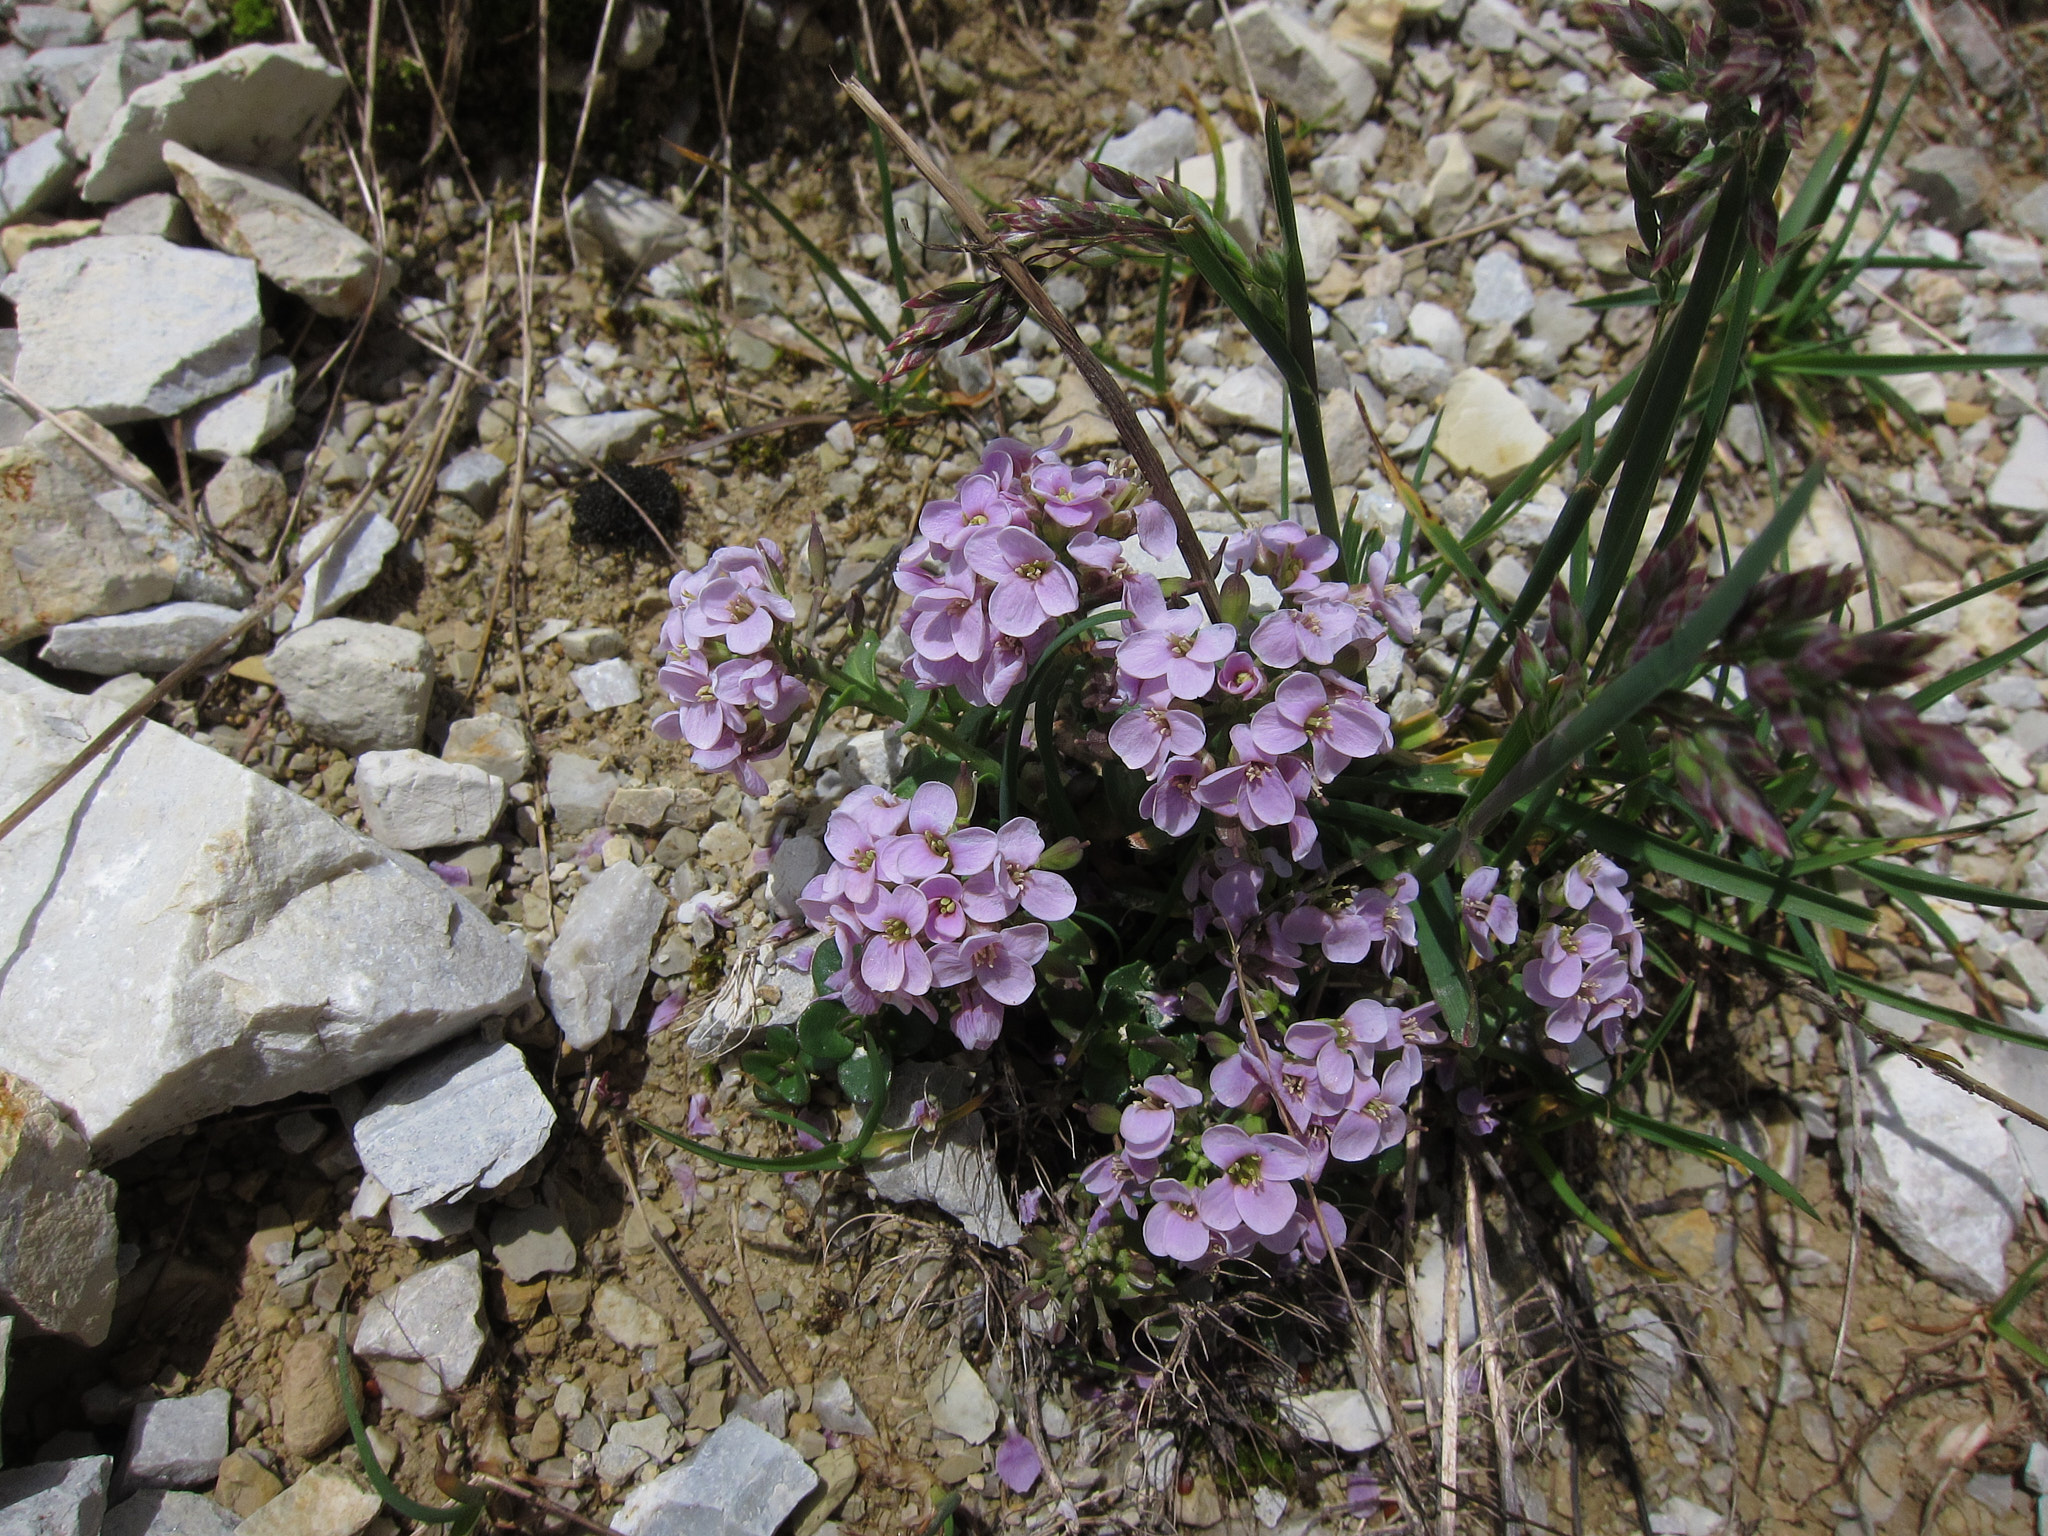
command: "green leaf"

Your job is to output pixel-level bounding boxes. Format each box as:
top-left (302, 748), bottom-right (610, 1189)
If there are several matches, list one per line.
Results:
top-left (1422, 459), bottom-right (1828, 880)
top-left (1757, 351), bottom-right (2048, 377)
top-left (1600, 1100), bottom-right (1817, 1217)
top-left (1562, 807), bottom-right (1873, 931)
top-left (1413, 874), bottom-right (1477, 1046)
top-left (1880, 558), bottom-right (2048, 633)
top-left (797, 999), bottom-right (857, 1063)
top-left (1856, 857), bottom-right (2048, 912)
top-left (812, 937), bottom-right (842, 993)
top-left (838, 1050), bottom-right (886, 1103)
top-left (1638, 894), bottom-right (2048, 1050)
top-left (336, 1328), bottom-right (482, 1527)
top-left (1911, 623), bottom-right (2048, 709)
top-left (1523, 1136), bottom-right (1666, 1271)
top-left (844, 632), bottom-right (881, 690)
top-left (999, 608), bottom-right (1129, 823)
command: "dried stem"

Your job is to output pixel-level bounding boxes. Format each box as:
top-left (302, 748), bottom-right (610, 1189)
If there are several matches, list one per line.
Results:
top-left (1437, 1192), bottom-right (1465, 1536)
top-left (1464, 1152), bottom-right (1525, 1533)
top-left (841, 76), bottom-right (1222, 621)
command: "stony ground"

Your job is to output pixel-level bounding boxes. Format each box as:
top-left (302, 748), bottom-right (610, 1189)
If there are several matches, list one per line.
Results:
top-left (16, 1), bottom-right (2048, 1535)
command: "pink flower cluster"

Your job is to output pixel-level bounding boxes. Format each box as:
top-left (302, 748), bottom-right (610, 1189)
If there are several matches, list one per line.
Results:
top-left (1102, 533), bottom-right (1409, 868)
top-left (652, 542), bottom-right (808, 794)
top-left (894, 435), bottom-right (1170, 706)
top-left (1079, 995), bottom-right (1441, 1269)
top-left (798, 782), bottom-right (1077, 1049)
top-left (1522, 853), bottom-right (1646, 1048)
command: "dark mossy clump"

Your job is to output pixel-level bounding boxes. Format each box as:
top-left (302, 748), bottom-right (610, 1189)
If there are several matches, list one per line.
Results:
top-left (570, 464), bottom-right (682, 549)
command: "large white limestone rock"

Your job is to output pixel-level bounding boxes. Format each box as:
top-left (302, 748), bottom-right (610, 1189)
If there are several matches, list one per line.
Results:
top-left (0, 661), bottom-right (532, 1159)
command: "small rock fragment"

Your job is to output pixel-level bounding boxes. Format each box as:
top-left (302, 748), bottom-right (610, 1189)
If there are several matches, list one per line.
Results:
top-left (121, 1390), bottom-right (230, 1489)
top-left (592, 1281), bottom-right (670, 1350)
top-left (435, 449), bottom-right (506, 514)
top-left (569, 657), bottom-right (641, 711)
top-left (488, 1204), bottom-right (576, 1283)
top-left (277, 1333), bottom-right (350, 1458)
top-left (1277, 1388), bottom-right (1392, 1452)
top-left (0, 1458), bottom-right (112, 1536)
top-left (0, 1071), bottom-right (119, 1345)
top-left (612, 1418), bottom-right (817, 1536)
top-left (164, 142), bottom-right (390, 318)
top-left (182, 355), bottom-right (294, 461)
top-left (353, 1039), bottom-right (555, 1210)
top-left (0, 444), bottom-right (175, 646)
top-left (1856, 1051), bottom-right (2024, 1300)
top-left (200, 456), bottom-right (285, 556)
top-left (442, 715), bottom-right (530, 785)
top-left (1901, 143), bottom-right (1995, 232)
top-left (545, 753), bottom-right (618, 835)
top-left (268, 618), bottom-right (434, 753)
top-left (2, 236), bottom-right (261, 424)
top-left (79, 43), bottom-right (349, 204)
top-left (1213, 2), bottom-right (1376, 128)
top-left (811, 1377), bottom-right (874, 1439)
top-left (540, 861), bottom-right (668, 1050)
top-left (1436, 369), bottom-right (1549, 487)
top-left (291, 513), bottom-right (399, 628)
top-left (566, 176), bottom-right (696, 270)
top-left (231, 1466), bottom-right (377, 1536)
top-left (209, 1453), bottom-right (281, 1519)
top-left (102, 1491), bottom-right (241, 1536)
top-left (354, 749), bottom-right (506, 850)
top-left (39, 601), bottom-right (240, 676)
top-left (351, 1252), bottom-right (488, 1419)
top-left (924, 1355), bottom-right (998, 1446)
top-left (1990, 416), bottom-right (2048, 518)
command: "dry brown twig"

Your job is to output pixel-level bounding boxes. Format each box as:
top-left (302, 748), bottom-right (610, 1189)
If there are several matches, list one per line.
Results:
top-left (841, 76), bottom-right (1223, 621)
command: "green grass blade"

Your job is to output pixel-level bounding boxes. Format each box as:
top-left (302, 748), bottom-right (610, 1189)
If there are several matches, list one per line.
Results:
top-left (1910, 623), bottom-right (2048, 708)
top-left (1880, 559), bottom-right (2048, 632)
top-left (1615, 980), bottom-right (1695, 1089)
top-left (1758, 351), bottom-right (2048, 377)
top-left (336, 1328), bottom-right (480, 1525)
top-left (1414, 874), bottom-right (1477, 1046)
top-left (1582, 158), bottom-right (1759, 640)
top-left (1600, 1101), bottom-right (1817, 1216)
top-left (1651, 247), bottom-right (1760, 550)
top-left (1428, 459), bottom-right (1826, 876)
top-left (1563, 806), bottom-right (1873, 931)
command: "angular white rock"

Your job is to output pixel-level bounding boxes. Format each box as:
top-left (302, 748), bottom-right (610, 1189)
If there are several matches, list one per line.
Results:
top-left (1195, 368), bottom-right (1285, 432)
top-left (1405, 300), bottom-right (1467, 365)
top-left (1436, 368), bottom-right (1549, 487)
top-left (101, 191), bottom-right (196, 242)
top-left (441, 714), bottom-right (530, 785)
top-left (0, 660), bottom-right (531, 1157)
top-left (923, 1355), bottom-right (998, 1445)
top-left (39, 601), bottom-right (240, 675)
top-left (183, 354), bottom-right (294, 460)
top-left (0, 1458), bottom-right (112, 1536)
top-left (545, 752), bottom-right (617, 835)
top-left (540, 861), bottom-right (668, 1049)
top-left (768, 832), bottom-right (829, 919)
top-left (592, 1281), bottom-right (669, 1350)
top-left (2, 236), bottom-right (260, 424)
top-left (0, 442), bottom-right (175, 646)
top-left (80, 43), bottom-right (348, 204)
top-left (354, 749), bottom-right (505, 851)
top-left (65, 48), bottom-right (188, 163)
top-left (568, 657), bottom-right (641, 710)
top-left (1213, 2), bottom-right (1376, 129)
top-left (0, 1071), bottom-right (119, 1344)
top-left (353, 1039), bottom-right (554, 1210)
top-left (2, 131), bottom-right (79, 221)
top-left (1165, 134), bottom-right (1267, 251)
top-left (102, 1492), bottom-right (241, 1536)
top-left (164, 142), bottom-right (390, 318)
top-left (811, 1377), bottom-right (875, 1439)
top-left (531, 410), bottom-right (661, 464)
top-left (1097, 108), bottom-right (1201, 183)
top-left (1277, 1387), bottom-right (1393, 1451)
top-left (1856, 1051), bottom-right (2025, 1300)
top-left (867, 1063), bottom-right (1023, 1247)
top-left (488, 1204), bottom-right (576, 1283)
top-left (435, 449), bottom-right (506, 514)
top-left (612, 1419), bottom-right (817, 1536)
top-left (268, 618), bottom-right (434, 753)
top-left (1991, 416), bottom-right (2048, 518)
top-left (351, 1252), bottom-right (488, 1419)
top-left (233, 1467), bottom-right (377, 1536)
top-left (1966, 228), bottom-right (2044, 286)
top-left (121, 1390), bottom-right (230, 1488)
top-left (1365, 343), bottom-right (1456, 402)
top-left (292, 512), bottom-right (399, 628)
top-left (566, 176), bottom-right (695, 270)
top-left (1466, 247), bottom-right (1535, 327)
